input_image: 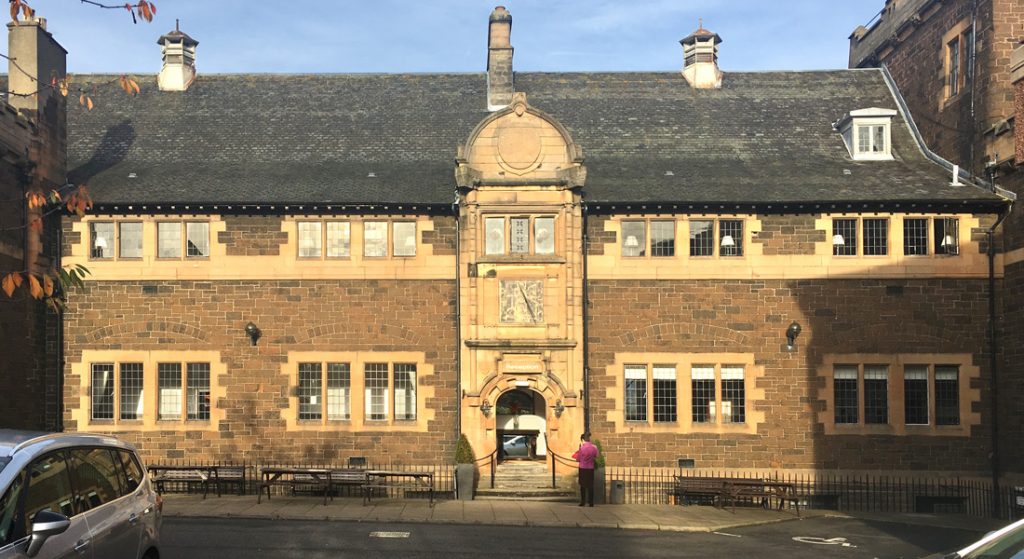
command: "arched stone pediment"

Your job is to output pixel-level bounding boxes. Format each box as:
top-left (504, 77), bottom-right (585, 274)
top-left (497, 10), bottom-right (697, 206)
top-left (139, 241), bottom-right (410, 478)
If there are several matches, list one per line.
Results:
top-left (456, 92), bottom-right (586, 188)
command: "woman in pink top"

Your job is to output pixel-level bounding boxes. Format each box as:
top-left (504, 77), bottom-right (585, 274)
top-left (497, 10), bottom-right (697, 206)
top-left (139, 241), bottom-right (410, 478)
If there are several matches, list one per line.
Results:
top-left (573, 432), bottom-right (600, 507)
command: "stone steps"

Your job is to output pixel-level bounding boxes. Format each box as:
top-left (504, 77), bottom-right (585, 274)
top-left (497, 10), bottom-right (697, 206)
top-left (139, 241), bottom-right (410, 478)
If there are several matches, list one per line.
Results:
top-left (476, 460), bottom-right (576, 501)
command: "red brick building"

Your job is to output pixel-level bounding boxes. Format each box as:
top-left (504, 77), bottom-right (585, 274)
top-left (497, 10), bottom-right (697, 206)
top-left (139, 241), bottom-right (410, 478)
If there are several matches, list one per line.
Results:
top-left (0, 19), bottom-right (67, 431)
top-left (50, 7), bottom-right (1014, 485)
top-left (850, 0), bottom-right (1024, 478)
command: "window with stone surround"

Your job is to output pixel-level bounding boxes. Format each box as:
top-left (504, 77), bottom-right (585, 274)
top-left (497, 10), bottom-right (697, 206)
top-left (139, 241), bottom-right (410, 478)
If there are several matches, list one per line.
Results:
top-left (943, 23), bottom-right (973, 102)
top-left (901, 217), bottom-right (959, 256)
top-left (90, 221), bottom-right (144, 259)
top-left (690, 219), bottom-right (743, 257)
top-left (90, 360), bottom-right (212, 424)
top-left (295, 362), bottom-right (352, 423)
top-left (365, 363), bottom-right (389, 420)
top-left (297, 220), bottom-right (351, 259)
top-left (394, 364), bottom-right (417, 421)
top-left (832, 217), bottom-right (888, 257)
top-left (691, 364), bottom-right (745, 424)
top-left (155, 221), bottom-right (210, 259)
top-left (820, 357), bottom-right (973, 435)
top-left (362, 221), bottom-right (416, 258)
top-left (621, 219), bottom-right (676, 258)
top-left (625, 362), bottom-right (745, 426)
top-left (484, 215), bottom-right (556, 256)
top-left (157, 362), bottom-right (211, 422)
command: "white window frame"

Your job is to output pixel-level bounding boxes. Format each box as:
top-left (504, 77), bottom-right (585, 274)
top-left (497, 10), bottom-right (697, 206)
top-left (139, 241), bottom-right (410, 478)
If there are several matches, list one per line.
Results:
top-left (837, 108), bottom-right (896, 161)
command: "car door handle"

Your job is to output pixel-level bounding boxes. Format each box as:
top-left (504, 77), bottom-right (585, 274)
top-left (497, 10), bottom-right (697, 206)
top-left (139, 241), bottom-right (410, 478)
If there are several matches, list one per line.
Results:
top-left (128, 513), bottom-right (139, 525)
top-left (74, 539), bottom-right (91, 553)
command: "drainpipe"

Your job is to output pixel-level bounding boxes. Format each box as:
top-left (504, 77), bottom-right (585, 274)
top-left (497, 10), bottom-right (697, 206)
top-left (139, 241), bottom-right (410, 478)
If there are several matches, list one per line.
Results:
top-left (987, 197), bottom-right (1010, 518)
top-left (581, 200), bottom-right (590, 434)
top-left (55, 213), bottom-right (64, 432)
top-left (453, 195), bottom-right (462, 442)
top-left (968, 0), bottom-right (978, 175)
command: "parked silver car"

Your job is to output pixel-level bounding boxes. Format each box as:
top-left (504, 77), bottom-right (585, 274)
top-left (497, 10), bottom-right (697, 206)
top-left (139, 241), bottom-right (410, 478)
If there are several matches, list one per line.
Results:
top-left (937, 517), bottom-right (1024, 558)
top-left (0, 430), bottom-right (161, 558)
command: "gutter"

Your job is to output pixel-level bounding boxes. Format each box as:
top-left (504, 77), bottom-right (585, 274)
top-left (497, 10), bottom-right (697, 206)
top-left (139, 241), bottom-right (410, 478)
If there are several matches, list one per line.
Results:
top-left (581, 200), bottom-right (590, 434)
top-left (987, 201), bottom-right (1010, 517)
top-left (452, 194), bottom-right (461, 443)
top-left (878, 65), bottom-right (1016, 202)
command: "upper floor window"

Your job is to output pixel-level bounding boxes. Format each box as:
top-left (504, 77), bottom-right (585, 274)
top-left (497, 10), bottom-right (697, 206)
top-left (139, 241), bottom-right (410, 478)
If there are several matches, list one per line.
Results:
top-left (621, 220), bottom-right (675, 257)
top-left (837, 108), bottom-right (896, 161)
top-left (485, 215), bottom-right (555, 256)
top-left (90, 221), bottom-right (143, 259)
top-left (903, 217), bottom-right (958, 256)
top-left (364, 221), bottom-right (417, 258)
top-left (297, 221), bottom-right (351, 259)
top-left (832, 217), bottom-right (888, 256)
top-left (157, 221), bottom-right (210, 259)
top-left (690, 219), bottom-right (744, 257)
top-left (943, 24), bottom-right (973, 102)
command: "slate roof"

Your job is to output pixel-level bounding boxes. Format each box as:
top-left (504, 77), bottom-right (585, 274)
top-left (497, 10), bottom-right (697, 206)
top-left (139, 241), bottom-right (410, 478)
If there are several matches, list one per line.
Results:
top-left (62, 69), bottom-right (1006, 211)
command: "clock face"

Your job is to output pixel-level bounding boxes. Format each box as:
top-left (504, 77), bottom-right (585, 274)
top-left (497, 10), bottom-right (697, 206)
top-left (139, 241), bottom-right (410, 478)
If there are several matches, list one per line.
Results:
top-left (500, 280), bottom-right (544, 324)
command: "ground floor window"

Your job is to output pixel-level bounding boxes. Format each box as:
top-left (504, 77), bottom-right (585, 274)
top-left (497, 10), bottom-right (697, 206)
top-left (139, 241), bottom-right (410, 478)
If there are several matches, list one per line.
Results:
top-left (295, 361), bottom-right (415, 424)
top-left (822, 357), bottom-right (971, 435)
top-left (90, 360), bottom-right (211, 424)
top-left (624, 362), bottom-right (745, 426)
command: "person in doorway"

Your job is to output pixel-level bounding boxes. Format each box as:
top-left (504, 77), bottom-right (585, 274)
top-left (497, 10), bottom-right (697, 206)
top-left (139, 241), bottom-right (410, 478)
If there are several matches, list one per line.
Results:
top-left (573, 432), bottom-right (599, 507)
top-left (528, 435), bottom-right (537, 460)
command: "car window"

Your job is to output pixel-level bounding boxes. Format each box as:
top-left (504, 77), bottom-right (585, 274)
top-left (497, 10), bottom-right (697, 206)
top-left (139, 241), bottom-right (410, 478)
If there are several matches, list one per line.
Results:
top-left (24, 452), bottom-right (75, 521)
top-left (0, 471), bottom-right (26, 547)
top-left (116, 450), bottom-right (144, 495)
top-left (69, 448), bottom-right (123, 511)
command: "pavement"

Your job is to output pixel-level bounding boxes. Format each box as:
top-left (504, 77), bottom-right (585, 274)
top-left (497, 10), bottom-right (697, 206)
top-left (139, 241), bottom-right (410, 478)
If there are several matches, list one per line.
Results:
top-left (161, 494), bottom-right (1008, 534)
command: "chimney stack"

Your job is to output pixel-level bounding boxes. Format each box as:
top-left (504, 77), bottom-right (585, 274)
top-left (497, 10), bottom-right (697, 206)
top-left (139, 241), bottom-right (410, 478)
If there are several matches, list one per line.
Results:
top-left (487, 6), bottom-right (513, 111)
top-left (7, 16), bottom-right (67, 116)
top-left (157, 20), bottom-right (199, 92)
top-left (680, 22), bottom-right (723, 89)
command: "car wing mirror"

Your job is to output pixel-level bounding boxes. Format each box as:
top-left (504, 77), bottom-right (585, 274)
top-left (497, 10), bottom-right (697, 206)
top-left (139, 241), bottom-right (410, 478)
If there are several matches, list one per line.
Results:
top-left (26, 510), bottom-right (71, 558)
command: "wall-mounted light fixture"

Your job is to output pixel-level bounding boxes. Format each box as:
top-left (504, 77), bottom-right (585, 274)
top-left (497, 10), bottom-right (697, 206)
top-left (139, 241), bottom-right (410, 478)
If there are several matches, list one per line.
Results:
top-left (553, 400), bottom-right (565, 418)
top-left (480, 400), bottom-right (492, 417)
top-left (786, 321), bottom-right (802, 351)
top-left (244, 322), bottom-right (261, 346)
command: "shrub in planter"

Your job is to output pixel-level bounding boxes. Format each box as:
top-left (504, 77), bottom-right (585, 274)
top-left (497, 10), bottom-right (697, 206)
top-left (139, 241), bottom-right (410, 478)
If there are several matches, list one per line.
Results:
top-left (454, 434), bottom-right (477, 501)
top-left (593, 439), bottom-right (606, 504)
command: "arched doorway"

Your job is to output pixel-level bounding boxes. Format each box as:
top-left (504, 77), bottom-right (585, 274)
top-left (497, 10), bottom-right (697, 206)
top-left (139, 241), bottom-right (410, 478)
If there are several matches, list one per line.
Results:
top-left (495, 388), bottom-right (546, 462)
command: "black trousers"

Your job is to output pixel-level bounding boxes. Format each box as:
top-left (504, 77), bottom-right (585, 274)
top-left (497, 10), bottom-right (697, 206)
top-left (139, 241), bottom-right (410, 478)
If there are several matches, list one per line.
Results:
top-left (579, 468), bottom-right (595, 505)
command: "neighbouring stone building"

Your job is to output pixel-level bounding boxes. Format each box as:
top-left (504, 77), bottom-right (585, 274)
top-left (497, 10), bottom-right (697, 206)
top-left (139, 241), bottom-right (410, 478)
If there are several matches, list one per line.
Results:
top-left (0, 19), bottom-right (67, 431)
top-left (49, 7), bottom-right (1017, 483)
top-left (850, 0), bottom-right (1024, 477)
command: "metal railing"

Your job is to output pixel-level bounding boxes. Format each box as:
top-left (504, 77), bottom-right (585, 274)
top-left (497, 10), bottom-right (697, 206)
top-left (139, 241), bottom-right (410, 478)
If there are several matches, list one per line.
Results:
top-left (474, 449), bottom-right (498, 489)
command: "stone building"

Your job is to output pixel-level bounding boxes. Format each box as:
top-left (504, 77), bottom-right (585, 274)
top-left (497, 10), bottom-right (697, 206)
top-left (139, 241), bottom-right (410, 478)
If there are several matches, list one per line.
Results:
top-left (0, 18), bottom-right (67, 431)
top-left (850, 0), bottom-right (1024, 478)
top-left (57, 7), bottom-right (1014, 481)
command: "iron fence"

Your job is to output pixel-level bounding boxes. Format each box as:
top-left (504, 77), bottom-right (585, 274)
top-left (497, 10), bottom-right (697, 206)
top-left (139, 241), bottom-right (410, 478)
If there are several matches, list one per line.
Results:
top-left (604, 467), bottom-right (1021, 519)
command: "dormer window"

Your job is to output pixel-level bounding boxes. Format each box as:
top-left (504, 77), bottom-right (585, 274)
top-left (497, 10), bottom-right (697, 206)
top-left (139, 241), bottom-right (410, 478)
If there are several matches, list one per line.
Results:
top-left (837, 108), bottom-right (897, 161)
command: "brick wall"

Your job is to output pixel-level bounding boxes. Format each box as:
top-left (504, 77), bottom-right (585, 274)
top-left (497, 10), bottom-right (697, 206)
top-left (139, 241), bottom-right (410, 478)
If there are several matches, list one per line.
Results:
top-left (216, 216), bottom-right (288, 256)
top-left (587, 278), bottom-right (993, 472)
top-left (586, 215), bottom-right (615, 256)
top-left (64, 279), bottom-right (458, 465)
top-left (422, 216), bottom-right (457, 255)
top-left (752, 215), bottom-right (824, 255)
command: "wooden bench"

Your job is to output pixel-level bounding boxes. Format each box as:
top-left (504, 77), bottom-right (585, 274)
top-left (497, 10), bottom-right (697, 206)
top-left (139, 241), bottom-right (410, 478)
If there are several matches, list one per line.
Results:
top-left (258, 467), bottom-right (332, 505)
top-left (214, 465), bottom-right (246, 496)
top-left (363, 470), bottom-right (434, 507)
top-left (674, 476), bottom-right (731, 506)
top-left (330, 468), bottom-right (367, 497)
top-left (723, 479), bottom-right (801, 516)
top-left (148, 465), bottom-right (217, 499)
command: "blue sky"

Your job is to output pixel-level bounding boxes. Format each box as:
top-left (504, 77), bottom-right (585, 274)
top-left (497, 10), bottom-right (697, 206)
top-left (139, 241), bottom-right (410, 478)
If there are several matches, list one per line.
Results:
top-left (19, 1), bottom-right (884, 74)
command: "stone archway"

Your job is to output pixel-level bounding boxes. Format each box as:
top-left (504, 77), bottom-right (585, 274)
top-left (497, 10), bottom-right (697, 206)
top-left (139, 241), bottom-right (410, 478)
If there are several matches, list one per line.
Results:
top-left (495, 388), bottom-right (547, 461)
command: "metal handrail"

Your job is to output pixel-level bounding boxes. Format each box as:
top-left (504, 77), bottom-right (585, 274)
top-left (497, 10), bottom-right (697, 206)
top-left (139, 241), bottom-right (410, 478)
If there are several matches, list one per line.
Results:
top-left (548, 450), bottom-right (577, 489)
top-left (473, 449), bottom-right (498, 489)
